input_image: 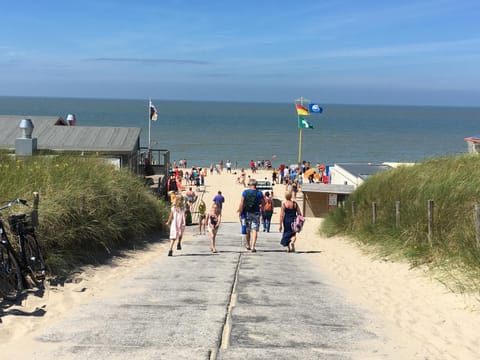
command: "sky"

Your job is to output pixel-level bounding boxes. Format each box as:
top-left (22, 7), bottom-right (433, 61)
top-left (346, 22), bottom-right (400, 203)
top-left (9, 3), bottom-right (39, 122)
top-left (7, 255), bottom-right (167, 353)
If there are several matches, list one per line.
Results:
top-left (1, 0), bottom-right (479, 106)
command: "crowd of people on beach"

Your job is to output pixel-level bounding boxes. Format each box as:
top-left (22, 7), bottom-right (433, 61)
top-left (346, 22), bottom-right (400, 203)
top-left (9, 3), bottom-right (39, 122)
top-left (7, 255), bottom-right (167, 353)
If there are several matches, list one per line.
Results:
top-left (164, 159), bottom-right (327, 256)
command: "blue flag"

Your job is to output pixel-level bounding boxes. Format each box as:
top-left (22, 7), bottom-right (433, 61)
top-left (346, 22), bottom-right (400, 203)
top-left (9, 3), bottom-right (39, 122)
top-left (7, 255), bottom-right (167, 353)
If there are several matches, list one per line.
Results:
top-left (308, 103), bottom-right (323, 114)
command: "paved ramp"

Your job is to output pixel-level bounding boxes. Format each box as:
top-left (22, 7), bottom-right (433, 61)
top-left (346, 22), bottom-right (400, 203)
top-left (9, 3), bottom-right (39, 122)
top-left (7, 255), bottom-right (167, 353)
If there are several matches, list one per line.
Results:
top-left (28, 223), bottom-right (397, 359)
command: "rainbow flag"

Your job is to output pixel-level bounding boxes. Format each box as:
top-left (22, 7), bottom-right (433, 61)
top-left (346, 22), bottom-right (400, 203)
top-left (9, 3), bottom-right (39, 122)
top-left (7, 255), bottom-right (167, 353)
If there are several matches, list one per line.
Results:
top-left (295, 103), bottom-right (309, 116)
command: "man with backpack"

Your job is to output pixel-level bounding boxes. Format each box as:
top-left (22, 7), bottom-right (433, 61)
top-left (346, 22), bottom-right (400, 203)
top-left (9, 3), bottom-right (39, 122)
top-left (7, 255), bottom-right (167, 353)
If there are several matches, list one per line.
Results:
top-left (237, 179), bottom-right (265, 253)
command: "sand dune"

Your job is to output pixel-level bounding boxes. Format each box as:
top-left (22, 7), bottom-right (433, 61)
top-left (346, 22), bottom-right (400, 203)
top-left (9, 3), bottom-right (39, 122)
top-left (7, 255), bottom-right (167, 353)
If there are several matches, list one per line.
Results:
top-left (1, 168), bottom-right (479, 359)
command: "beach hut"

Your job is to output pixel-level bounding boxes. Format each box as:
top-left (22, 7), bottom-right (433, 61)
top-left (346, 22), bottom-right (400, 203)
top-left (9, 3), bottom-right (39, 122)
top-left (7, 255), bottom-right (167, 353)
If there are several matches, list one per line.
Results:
top-left (464, 136), bottom-right (480, 154)
top-left (301, 163), bottom-right (393, 217)
top-left (0, 115), bottom-right (142, 173)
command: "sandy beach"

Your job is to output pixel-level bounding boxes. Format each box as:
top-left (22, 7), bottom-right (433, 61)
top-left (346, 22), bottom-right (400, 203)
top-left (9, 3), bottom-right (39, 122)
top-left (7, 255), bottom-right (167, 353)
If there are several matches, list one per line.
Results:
top-left (1, 168), bottom-right (480, 358)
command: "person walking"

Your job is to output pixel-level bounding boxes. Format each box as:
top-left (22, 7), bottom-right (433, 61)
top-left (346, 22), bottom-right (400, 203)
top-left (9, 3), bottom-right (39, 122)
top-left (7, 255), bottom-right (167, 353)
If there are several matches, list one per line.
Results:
top-left (262, 191), bottom-right (274, 232)
top-left (237, 179), bottom-right (264, 253)
top-left (279, 191), bottom-right (302, 253)
top-left (206, 203), bottom-right (222, 253)
top-left (166, 195), bottom-right (186, 256)
top-left (213, 190), bottom-right (225, 213)
top-left (198, 199), bottom-right (207, 235)
top-left (185, 187), bottom-right (197, 211)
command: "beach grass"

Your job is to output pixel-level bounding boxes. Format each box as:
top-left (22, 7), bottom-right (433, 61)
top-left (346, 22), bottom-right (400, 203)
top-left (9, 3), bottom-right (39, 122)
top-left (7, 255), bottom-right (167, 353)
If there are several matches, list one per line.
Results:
top-left (0, 154), bottom-right (169, 276)
top-left (322, 154), bottom-right (480, 292)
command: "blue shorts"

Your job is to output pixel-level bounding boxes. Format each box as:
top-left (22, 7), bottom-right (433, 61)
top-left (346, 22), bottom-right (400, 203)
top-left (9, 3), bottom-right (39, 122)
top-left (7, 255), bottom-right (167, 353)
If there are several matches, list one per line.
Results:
top-left (245, 212), bottom-right (260, 232)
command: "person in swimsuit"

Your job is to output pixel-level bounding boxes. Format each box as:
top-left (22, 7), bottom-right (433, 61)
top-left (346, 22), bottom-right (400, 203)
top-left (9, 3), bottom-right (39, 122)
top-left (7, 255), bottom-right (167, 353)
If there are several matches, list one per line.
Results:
top-left (185, 187), bottom-right (196, 211)
top-left (206, 203), bottom-right (222, 253)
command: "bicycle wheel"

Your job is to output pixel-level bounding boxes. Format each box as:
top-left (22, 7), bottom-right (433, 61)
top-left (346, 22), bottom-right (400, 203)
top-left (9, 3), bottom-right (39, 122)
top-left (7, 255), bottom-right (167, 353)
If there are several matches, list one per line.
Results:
top-left (22, 233), bottom-right (46, 285)
top-left (0, 246), bottom-right (23, 300)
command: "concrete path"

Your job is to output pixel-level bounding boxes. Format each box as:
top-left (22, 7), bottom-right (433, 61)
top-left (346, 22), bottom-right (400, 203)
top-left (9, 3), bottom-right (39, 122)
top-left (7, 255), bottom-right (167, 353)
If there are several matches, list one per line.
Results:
top-left (28, 223), bottom-right (396, 359)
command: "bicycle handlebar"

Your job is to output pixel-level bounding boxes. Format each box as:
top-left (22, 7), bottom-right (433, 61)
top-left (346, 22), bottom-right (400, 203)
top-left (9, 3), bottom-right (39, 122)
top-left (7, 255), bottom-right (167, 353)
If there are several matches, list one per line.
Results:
top-left (0, 199), bottom-right (28, 212)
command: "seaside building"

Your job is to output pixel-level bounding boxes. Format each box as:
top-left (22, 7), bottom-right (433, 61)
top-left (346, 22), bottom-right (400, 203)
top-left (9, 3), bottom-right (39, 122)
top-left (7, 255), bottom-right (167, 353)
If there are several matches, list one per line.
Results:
top-left (464, 136), bottom-right (480, 154)
top-left (0, 114), bottom-right (169, 174)
top-left (301, 163), bottom-right (394, 217)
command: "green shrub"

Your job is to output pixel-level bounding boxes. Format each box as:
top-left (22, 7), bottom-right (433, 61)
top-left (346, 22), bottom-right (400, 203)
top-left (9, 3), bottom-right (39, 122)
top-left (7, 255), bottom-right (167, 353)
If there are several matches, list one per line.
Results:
top-left (0, 154), bottom-right (170, 276)
top-left (322, 154), bottom-right (480, 291)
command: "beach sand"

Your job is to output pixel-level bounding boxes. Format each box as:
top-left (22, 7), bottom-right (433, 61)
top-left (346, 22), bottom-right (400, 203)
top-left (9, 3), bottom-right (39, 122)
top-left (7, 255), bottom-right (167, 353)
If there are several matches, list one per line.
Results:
top-left (1, 168), bottom-right (480, 358)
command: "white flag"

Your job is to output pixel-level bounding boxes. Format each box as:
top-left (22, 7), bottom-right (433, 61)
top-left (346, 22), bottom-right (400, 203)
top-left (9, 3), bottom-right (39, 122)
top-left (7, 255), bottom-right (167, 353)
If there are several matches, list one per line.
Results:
top-left (149, 100), bottom-right (158, 121)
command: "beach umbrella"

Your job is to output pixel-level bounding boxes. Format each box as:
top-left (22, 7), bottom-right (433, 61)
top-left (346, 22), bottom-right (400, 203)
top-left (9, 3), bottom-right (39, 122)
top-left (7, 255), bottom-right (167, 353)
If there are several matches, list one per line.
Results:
top-left (304, 168), bottom-right (316, 178)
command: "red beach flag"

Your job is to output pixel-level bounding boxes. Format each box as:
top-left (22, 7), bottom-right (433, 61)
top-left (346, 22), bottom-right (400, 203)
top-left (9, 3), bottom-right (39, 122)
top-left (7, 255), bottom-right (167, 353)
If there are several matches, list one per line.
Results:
top-left (295, 103), bottom-right (309, 116)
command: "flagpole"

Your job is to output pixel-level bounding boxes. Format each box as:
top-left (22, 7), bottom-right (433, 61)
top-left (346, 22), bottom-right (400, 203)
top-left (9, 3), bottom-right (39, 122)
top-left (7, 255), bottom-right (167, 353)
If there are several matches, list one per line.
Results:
top-left (298, 126), bottom-right (303, 169)
top-left (148, 98), bottom-right (152, 151)
top-left (297, 96), bottom-right (305, 169)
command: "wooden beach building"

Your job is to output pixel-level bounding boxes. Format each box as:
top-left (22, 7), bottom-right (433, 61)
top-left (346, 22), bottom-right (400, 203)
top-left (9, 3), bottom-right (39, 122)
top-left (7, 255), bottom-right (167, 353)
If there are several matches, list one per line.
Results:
top-left (0, 115), bottom-right (142, 173)
top-left (301, 163), bottom-right (393, 217)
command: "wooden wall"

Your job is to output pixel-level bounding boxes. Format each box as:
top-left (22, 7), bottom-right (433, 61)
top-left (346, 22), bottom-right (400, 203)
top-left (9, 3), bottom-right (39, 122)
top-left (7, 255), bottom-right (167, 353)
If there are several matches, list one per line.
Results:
top-left (303, 192), bottom-right (330, 217)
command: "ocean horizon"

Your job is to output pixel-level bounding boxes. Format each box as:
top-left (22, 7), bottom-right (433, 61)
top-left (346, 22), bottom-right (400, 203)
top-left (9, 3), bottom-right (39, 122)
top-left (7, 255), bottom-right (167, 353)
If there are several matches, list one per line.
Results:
top-left (1, 96), bottom-right (479, 168)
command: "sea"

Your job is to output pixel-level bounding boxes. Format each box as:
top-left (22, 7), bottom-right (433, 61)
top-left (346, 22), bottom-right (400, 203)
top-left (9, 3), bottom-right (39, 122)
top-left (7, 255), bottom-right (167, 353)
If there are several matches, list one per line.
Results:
top-left (1, 96), bottom-right (480, 168)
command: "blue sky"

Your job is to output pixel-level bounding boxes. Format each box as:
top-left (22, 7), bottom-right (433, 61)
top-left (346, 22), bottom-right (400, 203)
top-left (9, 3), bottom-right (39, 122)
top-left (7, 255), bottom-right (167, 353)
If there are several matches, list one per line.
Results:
top-left (1, 0), bottom-right (479, 106)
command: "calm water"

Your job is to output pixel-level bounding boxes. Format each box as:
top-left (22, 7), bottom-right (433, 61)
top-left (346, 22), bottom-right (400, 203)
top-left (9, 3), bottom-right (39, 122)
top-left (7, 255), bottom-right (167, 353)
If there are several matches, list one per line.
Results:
top-left (1, 96), bottom-right (479, 168)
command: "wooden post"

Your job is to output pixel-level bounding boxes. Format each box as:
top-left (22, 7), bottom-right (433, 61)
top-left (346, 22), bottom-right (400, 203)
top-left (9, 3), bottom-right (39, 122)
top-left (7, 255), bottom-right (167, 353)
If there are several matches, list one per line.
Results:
top-left (395, 201), bottom-right (400, 228)
top-left (372, 202), bottom-right (376, 225)
top-left (351, 201), bottom-right (355, 217)
top-left (428, 199), bottom-right (434, 246)
top-left (31, 191), bottom-right (39, 227)
top-left (475, 204), bottom-right (480, 249)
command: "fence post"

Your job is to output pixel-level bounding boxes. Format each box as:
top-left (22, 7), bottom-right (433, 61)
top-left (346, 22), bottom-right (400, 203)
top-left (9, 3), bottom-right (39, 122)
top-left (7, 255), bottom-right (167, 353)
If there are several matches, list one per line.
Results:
top-left (475, 204), bottom-right (480, 249)
top-left (427, 199), bottom-right (434, 246)
top-left (351, 201), bottom-right (355, 217)
top-left (395, 201), bottom-right (400, 228)
top-left (372, 202), bottom-right (376, 225)
top-left (31, 191), bottom-right (39, 227)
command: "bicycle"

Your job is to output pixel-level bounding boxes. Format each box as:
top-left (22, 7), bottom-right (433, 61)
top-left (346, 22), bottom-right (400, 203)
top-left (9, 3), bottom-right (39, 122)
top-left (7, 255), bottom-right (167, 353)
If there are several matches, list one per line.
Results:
top-left (0, 199), bottom-right (26, 300)
top-left (0, 194), bottom-right (46, 300)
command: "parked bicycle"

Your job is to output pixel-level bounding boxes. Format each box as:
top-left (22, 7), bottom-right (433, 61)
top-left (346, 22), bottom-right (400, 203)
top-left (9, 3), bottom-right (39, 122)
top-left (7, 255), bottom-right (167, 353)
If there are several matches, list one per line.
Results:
top-left (0, 194), bottom-right (46, 300)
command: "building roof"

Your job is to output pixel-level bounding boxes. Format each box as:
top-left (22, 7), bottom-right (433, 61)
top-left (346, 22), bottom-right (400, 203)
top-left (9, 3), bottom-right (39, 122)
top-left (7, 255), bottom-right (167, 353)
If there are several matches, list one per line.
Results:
top-left (302, 183), bottom-right (355, 194)
top-left (0, 115), bottom-right (141, 153)
top-left (465, 136), bottom-right (480, 144)
top-left (335, 163), bottom-right (392, 181)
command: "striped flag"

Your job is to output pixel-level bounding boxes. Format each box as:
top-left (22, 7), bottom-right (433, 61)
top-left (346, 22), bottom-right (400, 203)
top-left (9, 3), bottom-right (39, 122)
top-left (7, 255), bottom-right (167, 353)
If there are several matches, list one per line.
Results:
top-left (149, 100), bottom-right (158, 121)
top-left (295, 103), bottom-right (309, 116)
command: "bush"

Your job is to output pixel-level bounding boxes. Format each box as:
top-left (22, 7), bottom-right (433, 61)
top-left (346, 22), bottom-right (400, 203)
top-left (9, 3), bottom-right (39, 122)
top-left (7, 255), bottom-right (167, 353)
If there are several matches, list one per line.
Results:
top-left (0, 154), bottom-right (170, 275)
top-left (322, 154), bottom-right (480, 292)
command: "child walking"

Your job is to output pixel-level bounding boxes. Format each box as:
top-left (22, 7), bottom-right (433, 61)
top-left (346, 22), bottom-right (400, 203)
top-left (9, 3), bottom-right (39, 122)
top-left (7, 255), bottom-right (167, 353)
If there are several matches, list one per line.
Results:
top-left (205, 203), bottom-right (222, 253)
top-left (166, 195), bottom-right (186, 256)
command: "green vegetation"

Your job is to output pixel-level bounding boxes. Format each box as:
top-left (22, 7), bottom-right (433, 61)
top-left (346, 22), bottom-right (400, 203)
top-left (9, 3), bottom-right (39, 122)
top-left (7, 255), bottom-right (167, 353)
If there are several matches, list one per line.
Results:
top-left (0, 154), bottom-right (170, 276)
top-left (322, 154), bottom-right (480, 293)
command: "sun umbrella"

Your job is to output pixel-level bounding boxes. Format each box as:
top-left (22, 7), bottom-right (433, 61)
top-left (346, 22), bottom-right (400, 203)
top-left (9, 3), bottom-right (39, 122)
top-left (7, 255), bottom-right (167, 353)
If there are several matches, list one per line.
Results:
top-left (303, 168), bottom-right (316, 178)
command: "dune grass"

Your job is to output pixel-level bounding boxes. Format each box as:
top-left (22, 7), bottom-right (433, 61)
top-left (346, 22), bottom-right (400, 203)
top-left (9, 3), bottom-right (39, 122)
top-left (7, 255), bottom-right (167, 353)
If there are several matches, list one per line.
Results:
top-left (0, 154), bottom-right (170, 276)
top-left (322, 154), bottom-right (480, 293)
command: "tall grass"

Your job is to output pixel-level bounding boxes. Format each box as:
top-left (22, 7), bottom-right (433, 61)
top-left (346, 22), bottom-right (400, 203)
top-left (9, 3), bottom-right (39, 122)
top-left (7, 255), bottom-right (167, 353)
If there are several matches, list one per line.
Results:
top-left (323, 154), bottom-right (480, 292)
top-left (0, 154), bottom-right (170, 276)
